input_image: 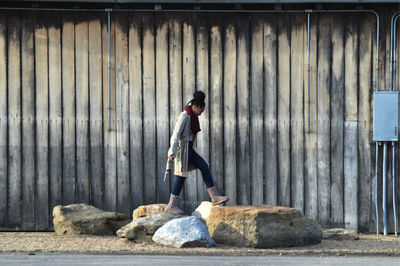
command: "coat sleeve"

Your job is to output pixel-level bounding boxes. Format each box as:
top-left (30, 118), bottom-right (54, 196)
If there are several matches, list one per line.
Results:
top-left (167, 112), bottom-right (188, 158)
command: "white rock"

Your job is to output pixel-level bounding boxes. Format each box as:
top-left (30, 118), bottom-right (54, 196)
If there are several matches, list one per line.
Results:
top-left (192, 201), bottom-right (212, 224)
top-left (152, 216), bottom-right (215, 248)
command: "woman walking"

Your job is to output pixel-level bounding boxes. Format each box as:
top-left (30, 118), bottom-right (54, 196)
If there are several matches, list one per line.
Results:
top-left (165, 91), bottom-right (228, 215)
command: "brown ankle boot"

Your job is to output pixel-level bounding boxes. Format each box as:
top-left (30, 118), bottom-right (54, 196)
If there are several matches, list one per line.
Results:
top-left (207, 186), bottom-right (229, 206)
top-left (166, 194), bottom-right (184, 215)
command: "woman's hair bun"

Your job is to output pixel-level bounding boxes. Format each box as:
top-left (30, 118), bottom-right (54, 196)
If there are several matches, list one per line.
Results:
top-left (193, 91), bottom-right (206, 102)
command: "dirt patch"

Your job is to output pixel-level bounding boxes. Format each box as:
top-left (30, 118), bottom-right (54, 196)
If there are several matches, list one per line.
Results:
top-left (1, 232), bottom-right (400, 256)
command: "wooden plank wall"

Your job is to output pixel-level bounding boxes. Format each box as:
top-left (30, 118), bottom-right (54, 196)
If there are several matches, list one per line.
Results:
top-left (0, 10), bottom-right (391, 232)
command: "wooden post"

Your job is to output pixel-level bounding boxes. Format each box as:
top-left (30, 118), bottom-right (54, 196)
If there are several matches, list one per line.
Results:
top-left (21, 14), bottom-right (35, 230)
top-left (264, 15), bottom-right (278, 206)
top-left (330, 14), bottom-right (345, 228)
top-left (155, 13), bottom-right (170, 204)
top-left (317, 15), bottom-right (331, 226)
top-left (290, 14), bottom-right (304, 213)
top-left (75, 17), bottom-right (90, 204)
top-left (196, 16), bottom-right (209, 202)
top-left (142, 14), bottom-right (156, 204)
top-left (0, 13), bottom-right (6, 225)
top-left (250, 14), bottom-right (264, 205)
top-left (48, 13), bottom-right (62, 225)
top-left (169, 16), bottom-right (183, 205)
top-left (103, 13), bottom-right (117, 211)
top-left (129, 14), bottom-right (143, 208)
top-left (237, 14), bottom-right (250, 206)
top-left (183, 16), bottom-right (198, 212)
top-left (210, 21), bottom-right (224, 198)
top-left (8, 14), bottom-right (22, 228)
top-left (89, 15), bottom-right (104, 209)
top-left (62, 13), bottom-right (76, 206)
top-left (304, 14), bottom-right (318, 220)
top-left (35, 14), bottom-right (49, 230)
top-left (277, 16), bottom-right (291, 207)
top-left (344, 15), bottom-right (359, 231)
top-left (115, 14), bottom-right (130, 214)
top-left (223, 18), bottom-right (237, 205)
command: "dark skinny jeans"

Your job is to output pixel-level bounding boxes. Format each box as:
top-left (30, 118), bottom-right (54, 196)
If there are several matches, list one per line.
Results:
top-left (171, 141), bottom-right (214, 196)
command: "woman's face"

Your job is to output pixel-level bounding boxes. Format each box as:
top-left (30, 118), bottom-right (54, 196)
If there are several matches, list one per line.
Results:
top-left (192, 105), bottom-right (205, 116)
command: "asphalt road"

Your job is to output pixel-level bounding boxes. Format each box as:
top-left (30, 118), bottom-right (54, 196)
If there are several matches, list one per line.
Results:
top-left (1, 254), bottom-right (400, 266)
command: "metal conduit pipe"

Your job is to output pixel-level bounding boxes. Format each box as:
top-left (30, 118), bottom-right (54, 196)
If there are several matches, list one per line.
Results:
top-left (390, 11), bottom-right (400, 91)
top-left (307, 12), bottom-right (311, 133)
top-left (0, 6), bottom-right (381, 135)
top-left (376, 143), bottom-right (380, 235)
top-left (394, 146), bottom-right (397, 234)
top-left (392, 14), bottom-right (400, 91)
top-left (383, 142), bottom-right (388, 235)
top-left (107, 10), bottom-right (112, 131)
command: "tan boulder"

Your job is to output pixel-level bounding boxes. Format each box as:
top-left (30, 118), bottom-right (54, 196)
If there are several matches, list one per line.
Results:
top-left (132, 204), bottom-right (167, 219)
top-left (204, 205), bottom-right (321, 248)
top-left (53, 204), bottom-right (130, 236)
top-left (322, 228), bottom-right (359, 240)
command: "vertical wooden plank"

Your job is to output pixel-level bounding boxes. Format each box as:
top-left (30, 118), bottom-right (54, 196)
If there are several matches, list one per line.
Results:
top-left (169, 16), bottom-right (182, 205)
top-left (317, 15), bottom-right (331, 226)
top-left (62, 13), bottom-right (76, 206)
top-left (183, 16), bottom-right (197, 212)
top-left (75, 17), bottom-right (90, 204)
top-left (8, 14), bottom-right (21, 228)
top-left (155, 13), bottom-right (170, 204)
top-left (210, 20), bottom-right (224, 199)
top-left (370, 10), bottom-right (378, 233)
top-left (103, 13), bottom-right (117, 211)
top-left (21, 14), bottom-right (35, 230)
top-left (304, 14), bottom-right (318, 220)
top-left (264, 15), bottom-right (278, 206)
top-left (115, 14), bottom-right (130, 214)
top-left (330, 15), bottom-right (345, 228)
top-left (237, 14), bottom-right (250, 206)
top-left (35, 14), bottom-right (49, 230)
top-left (49, 13), bottom-right (62, 227)
top-left (143, 14), bottom-right (156, 204)
top-left (224, 18), bottom-right (237, 205)
top-left (358, 16), bottom-right (373, 232)
top-left (277, 16), bottom-right (291, 207)
top-left (250, 14), bottom-right (264, 205)
top-left (290, 14), bottom-right (304, 213)
top-left (129, 14), bottom-right (143, 208)
top-left (344, 15), bottom-right (358, 231)
top-left (0, 14), bottom-right (7, 225)
top-left (89, 14), bottom-right (104, 209)
top-left (196, 16), bottom-right (209, 202)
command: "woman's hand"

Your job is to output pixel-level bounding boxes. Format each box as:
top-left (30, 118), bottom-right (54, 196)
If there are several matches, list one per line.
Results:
top-left (168, 156), bottom-right (174, 161)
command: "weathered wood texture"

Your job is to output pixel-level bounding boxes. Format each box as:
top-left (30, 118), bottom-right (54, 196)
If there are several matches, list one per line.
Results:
top-left (0, 11), bottom-right (389, 232)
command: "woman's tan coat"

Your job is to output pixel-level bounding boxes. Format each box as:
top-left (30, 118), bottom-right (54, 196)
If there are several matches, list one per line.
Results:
top-left (166, 111), bottom-right (207, 177)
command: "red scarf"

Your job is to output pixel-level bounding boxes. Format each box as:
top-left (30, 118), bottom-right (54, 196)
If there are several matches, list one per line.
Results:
top-left (185, 105), bottom-right (201, 136)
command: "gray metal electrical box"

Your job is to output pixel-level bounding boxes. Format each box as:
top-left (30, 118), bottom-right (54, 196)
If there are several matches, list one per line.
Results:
top-left (373, 91), bottom-right (399, 141)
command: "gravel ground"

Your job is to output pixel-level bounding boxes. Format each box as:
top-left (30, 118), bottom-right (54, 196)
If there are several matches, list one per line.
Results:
top-left (1, 232), bottom-right (400, 256)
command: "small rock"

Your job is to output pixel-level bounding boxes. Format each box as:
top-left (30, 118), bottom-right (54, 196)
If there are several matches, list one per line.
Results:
top-left (117, 212), bottom-right (184, 240)
top-left (132, 204), bottom-right (167, 219)
top-left (152, 216), bottom-right (215, 248)
top-left (322, 228), bottom-right (359, 240)
top-left (192, 201), bottom-right (212, 224)
top-left (53, 204), bottom-right (130, 236)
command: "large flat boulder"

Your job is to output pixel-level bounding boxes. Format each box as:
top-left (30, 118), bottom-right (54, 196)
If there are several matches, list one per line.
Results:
top-left (53, 204), bottom-right (130, 236)
top-left (194, 204), bottom-right (321, 248)
top-left (132, 204), bottom-right (167, 219)
top-left (117, 212), bottom-right (184, 240)
top-left (152, 216), bottom-right (215, 248)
